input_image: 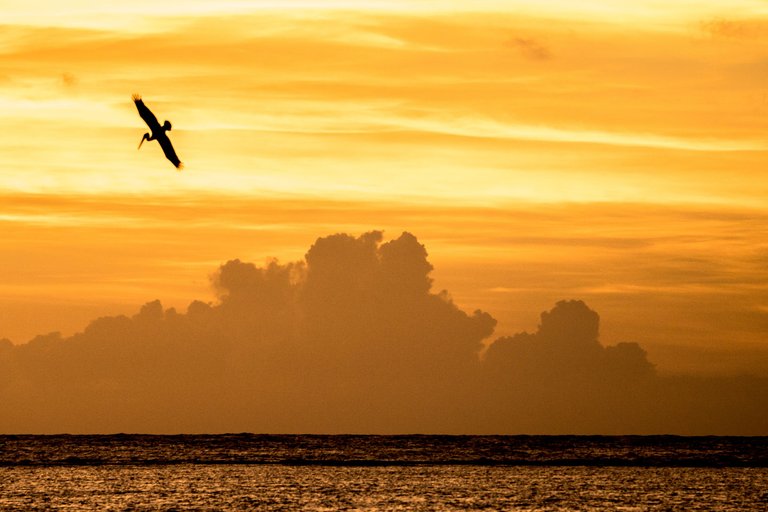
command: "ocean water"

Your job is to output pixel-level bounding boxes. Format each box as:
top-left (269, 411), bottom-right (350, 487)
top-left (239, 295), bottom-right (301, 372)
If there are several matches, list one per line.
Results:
top-left (1, 435), bottom-right (767, 511)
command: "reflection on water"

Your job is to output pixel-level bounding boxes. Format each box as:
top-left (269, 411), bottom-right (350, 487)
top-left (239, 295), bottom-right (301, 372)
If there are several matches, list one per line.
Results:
top-left (2, 465), bottom-right (767, 511)
top-left (1, 435), bottom-right (767, 510)
top-left (2, 434), bottom-right (766, 466)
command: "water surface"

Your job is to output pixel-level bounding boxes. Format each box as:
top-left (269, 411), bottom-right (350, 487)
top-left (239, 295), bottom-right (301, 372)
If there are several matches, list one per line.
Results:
top-left (1, 435), bottom-right (766, 510)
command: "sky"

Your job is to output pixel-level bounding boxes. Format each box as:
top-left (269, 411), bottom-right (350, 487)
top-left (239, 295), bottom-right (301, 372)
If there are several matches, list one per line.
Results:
top-left (1, 0), bottom-right (767, 390)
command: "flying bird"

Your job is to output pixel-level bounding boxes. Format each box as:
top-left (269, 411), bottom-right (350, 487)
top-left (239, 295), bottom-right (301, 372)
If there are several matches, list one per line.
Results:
top-left (133, 94), bottom-right (183, 169)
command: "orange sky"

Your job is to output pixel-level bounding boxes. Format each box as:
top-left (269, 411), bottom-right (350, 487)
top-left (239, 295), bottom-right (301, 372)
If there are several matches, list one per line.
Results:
top-left (1, 0), bottom-right (767, 375)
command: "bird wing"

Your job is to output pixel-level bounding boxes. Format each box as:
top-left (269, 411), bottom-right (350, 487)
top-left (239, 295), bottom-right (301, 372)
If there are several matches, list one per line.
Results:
top-left (157, 133), bottom-right (183, 169)
top-left (133, 95), bottom-right (161, 132)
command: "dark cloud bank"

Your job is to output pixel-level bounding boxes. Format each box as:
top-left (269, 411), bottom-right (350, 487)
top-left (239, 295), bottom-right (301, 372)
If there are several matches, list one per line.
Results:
top-left (1, 232), bottom-right (766, 434)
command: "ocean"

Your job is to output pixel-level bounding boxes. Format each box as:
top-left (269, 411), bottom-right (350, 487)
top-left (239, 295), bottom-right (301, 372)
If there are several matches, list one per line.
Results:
top-left (1, 435), bottom-right (767, 510)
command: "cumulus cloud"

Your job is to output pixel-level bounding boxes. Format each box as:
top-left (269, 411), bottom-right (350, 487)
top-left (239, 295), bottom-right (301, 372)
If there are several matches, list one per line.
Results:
top-left (0, 232), bottom-right (495, 433)
top-left (0, 233), bottom-right (765, 434)
top-left (478, 300), bottom-right (766, 434)
top-left (477, 300), bottom-right (656, 432)
top-left (484, 300), bottom-right (654, 379)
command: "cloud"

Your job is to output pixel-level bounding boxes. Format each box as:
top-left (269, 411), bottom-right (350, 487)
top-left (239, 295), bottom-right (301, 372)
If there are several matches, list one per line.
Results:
top-left (701, 18), bottom-right (768, 40)
top-left (3, 11), bottom-right (765, 204)
top-left (60, 72), bottom-right (77, 88)
top-left (0, 232), bottom-right (496, 433)
top-left (506, 36), bottom-right (552, 60)
top-left (0, 233), bottom-right (765, 434)
top-left (485, 300), bottom-right (652, 373)
top-left (479, 300), bottom-right (767, 434)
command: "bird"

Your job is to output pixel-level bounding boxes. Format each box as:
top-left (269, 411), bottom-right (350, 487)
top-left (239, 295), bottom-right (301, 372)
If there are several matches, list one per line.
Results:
top-left (132, 94), bottom-right (183, 170)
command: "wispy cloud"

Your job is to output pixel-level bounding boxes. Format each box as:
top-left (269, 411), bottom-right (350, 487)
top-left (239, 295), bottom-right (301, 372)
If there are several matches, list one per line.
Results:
top-left (507, 36), bottom-right (552, 60)
top-left (701, 17), bottom-right (768, 40)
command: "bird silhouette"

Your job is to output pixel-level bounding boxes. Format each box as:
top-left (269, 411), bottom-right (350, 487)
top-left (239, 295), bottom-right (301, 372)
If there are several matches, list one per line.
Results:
top-left (133, 94), bottom-right (183, 170)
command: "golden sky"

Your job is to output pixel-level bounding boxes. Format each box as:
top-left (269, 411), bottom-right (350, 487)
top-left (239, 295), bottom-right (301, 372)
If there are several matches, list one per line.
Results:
top-left (1, 0), bottom-right (767, 375)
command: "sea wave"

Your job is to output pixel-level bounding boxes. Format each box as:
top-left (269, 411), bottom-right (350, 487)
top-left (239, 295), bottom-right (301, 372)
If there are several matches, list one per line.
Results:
top-left (1, 434), bottom-right (766, 468)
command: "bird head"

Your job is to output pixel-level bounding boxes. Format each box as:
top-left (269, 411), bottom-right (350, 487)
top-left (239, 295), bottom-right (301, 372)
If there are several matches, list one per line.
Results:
top-left (163, 120), bottom-right (172, 131)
